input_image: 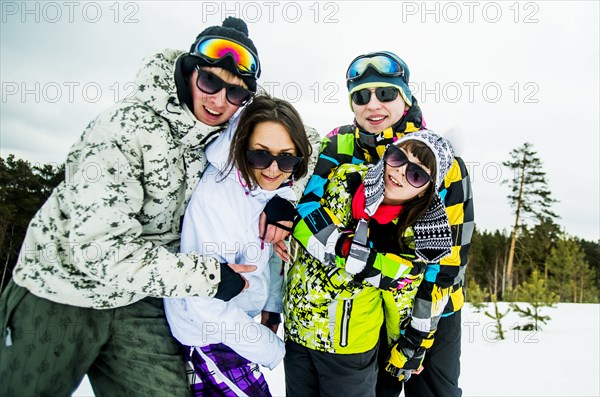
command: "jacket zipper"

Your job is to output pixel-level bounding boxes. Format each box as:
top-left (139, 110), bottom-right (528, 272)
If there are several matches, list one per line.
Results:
top-left (339, 299), bottom-right (352, 347)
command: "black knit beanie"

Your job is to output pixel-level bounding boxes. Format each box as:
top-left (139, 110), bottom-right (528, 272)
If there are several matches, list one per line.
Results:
top-left (183, 17), bottom-right (260, 92)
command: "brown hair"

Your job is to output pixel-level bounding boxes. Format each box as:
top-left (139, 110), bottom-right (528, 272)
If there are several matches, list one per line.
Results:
top-left (227, 94), bottom-right (312, 188)
top-left (394, 139), bottom-right (437, 246)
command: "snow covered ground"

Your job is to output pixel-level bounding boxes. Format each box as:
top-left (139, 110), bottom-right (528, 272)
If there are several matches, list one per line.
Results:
top-left (73, 303), bottom-right (600, 396)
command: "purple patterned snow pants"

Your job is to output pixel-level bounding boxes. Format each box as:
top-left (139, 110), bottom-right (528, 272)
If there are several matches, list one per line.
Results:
top-left (183, 343), bottom-right (272, 397)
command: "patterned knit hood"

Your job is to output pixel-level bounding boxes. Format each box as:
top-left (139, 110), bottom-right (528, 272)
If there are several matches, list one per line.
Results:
top-left (363, 130), bottom-right (454, 263)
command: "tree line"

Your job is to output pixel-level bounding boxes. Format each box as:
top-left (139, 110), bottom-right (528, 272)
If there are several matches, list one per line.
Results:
top-left (468, 142), bottom-right (599, 303)
top-left (1, 143), bottom-right (599, 300)
top-left (468, 224), bottom-right (599, 303)
top-left (0, 155), bottom-right (64, 291)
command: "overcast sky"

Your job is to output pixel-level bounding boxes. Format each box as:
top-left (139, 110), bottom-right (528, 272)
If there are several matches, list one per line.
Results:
top-left (1, 1), bottom-right (598, 241)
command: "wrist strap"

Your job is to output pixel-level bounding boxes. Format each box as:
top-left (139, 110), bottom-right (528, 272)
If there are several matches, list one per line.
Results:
top-left (270, 221), bottom-right (293, 232)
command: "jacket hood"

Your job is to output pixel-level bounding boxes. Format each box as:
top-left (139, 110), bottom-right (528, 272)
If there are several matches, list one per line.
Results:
top-left (131, 49), bottom-right (225, 143)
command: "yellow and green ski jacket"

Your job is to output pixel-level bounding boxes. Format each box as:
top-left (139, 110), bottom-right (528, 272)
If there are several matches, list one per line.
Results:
top-left (285, 163), bottom-right (426, 353)
top-left (290, 113), bottom-right (474, 351)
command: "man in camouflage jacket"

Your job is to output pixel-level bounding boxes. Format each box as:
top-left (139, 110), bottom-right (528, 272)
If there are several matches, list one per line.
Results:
top-left (0, 18), bottom-right (319, 396)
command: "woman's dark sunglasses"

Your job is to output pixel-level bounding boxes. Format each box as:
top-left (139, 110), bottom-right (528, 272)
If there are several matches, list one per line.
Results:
top-left (351, 87), bottom-right (399, 106)
top-left (383, 145), bottom-right (432, 188)
top-left (195, 66), bottom-right (254, 106)
top-left (246, 150), bottom-right (303, 173)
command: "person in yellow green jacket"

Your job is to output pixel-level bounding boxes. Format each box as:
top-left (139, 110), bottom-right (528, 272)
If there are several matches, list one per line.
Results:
top-left (285, 51), bottom-right (474, 397)
top-left (285, 130), bottom-right (455, 397)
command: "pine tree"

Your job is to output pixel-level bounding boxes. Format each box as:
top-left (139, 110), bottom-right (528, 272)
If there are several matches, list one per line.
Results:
top-left (466, 278), bottom-right (489, 313)
top-left (467, 228), bottom-right (510, 297)
top-left (546, 237), bottom-right (599, 303)
top-left (467, 225), bottom-right (599, 302)
top-left (484, 294), bottom-right (508, 340)
top-left (574, 237), bottom-right (600, 297)
top-left (502, 143), bottom-right (558, 290)
top-left (489, 230), bottom-right (510, 298)
top-left (467, 228), bottom-right (485, 283)
top-left (521, 216), bottom-right (561, 279)
top-left (509, 270), bottom-right (558, 330)
top-left (0, 155), bottom-right (64, 291)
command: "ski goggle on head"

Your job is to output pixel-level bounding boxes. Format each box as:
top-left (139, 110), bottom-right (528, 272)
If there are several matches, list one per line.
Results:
top-left (192, 36), bottom-right (261, 78)
top-left (383, 145), bottom-right (432, 188)
top-left (346, 52), bottom-right (407, 83)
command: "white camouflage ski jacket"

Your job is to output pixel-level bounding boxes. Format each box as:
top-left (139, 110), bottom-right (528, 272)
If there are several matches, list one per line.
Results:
top-left (13, 50), bottom-right (230, 308)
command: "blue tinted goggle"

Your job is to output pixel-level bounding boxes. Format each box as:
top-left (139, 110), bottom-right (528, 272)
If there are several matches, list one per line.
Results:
top-left (346, 53), bottom-right (406, 83)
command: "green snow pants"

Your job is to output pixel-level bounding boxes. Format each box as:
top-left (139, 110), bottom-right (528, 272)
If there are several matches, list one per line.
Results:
top-left (0, 280), bottom-right (191, 397)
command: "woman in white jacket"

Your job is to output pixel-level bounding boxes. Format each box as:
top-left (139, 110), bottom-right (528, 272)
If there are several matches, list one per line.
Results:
top-left (165, 94), bottom-right (312, 397)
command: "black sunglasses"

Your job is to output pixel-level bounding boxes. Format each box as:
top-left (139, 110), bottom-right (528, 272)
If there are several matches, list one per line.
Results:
top-left (383, 145), bottom-right (432, 188)
top-left (195, 66), bottom-right (254, 106)
top-left (351, 87), bottom-right (399, 106)
top-left (246, 150), bottom-right (303, 173)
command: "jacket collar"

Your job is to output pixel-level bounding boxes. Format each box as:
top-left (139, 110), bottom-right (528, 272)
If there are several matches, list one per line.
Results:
top-left (353, 96), bottom-right (424, 162)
